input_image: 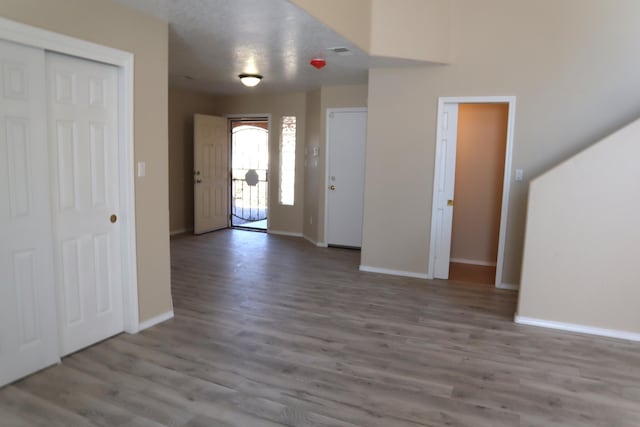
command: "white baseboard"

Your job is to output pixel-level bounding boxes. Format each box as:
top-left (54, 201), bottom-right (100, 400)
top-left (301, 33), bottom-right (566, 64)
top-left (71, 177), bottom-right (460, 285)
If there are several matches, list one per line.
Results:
top-left (170, 228), bottom-right (192, 236)
top-left (139, 310), bottom-right (174, 331)
top-left (497, 282), bottom-right (519, 291)
top-left (303, 235), bottom-right (328, 247)
top-left (359, 265), bottom-right (430, 280)
top-left (450, 258), bottom-right (497, 267)
top-left (268, 230), bottom-right (303, 238)
top-left (515, 315), bottom-right (640, 342)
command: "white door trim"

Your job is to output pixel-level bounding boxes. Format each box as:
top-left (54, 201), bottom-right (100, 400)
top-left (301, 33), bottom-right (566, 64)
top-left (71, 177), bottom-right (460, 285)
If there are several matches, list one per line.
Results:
top-left (324, 107), bottom-right (368, 246)
top-left (0, 17), bottom-right (139, 333)
top-left (427, 96), bottom-right (516, 289)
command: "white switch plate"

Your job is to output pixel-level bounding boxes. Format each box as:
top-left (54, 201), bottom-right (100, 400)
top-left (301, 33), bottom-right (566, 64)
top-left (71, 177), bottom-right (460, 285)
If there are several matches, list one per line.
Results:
top-left (138, 161), bottom-right (146, 177)
top-left (515, 169), bottom-right (524, 181)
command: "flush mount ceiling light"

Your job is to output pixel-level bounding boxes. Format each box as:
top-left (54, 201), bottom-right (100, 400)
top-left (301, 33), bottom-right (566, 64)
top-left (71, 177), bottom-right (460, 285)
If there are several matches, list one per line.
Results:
top-left (239, 74), bottom-right (263, 87)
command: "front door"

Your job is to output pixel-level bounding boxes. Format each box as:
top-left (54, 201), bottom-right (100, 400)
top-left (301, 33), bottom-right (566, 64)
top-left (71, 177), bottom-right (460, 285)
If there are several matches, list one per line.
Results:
top-left (326, 109), bottom-right (367, 247)
top-left (194, 114), bottom-right (229, 234)
top-left (47, 52), bottom-right (124, 356)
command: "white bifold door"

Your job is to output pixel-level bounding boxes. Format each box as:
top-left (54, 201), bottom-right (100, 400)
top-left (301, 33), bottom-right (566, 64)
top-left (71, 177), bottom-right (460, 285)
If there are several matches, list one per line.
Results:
top-left (0, 40), bottom-right (124, 387)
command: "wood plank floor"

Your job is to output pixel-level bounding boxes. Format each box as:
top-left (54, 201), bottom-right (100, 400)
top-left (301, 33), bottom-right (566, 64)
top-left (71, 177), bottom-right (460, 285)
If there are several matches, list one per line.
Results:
top-left (449, 262), bottom-right (496, 285)
top-left (2, 229), bottom-right (640, 426)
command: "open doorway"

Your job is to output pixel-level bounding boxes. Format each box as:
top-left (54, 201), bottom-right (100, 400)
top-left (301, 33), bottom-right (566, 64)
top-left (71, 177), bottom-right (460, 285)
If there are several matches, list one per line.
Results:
top-left (428, 96), bottom-right (516, 289)
top-left (449, 103), bottom-right (508, 285)
top-left (230, 118), bottom-right (269, 231)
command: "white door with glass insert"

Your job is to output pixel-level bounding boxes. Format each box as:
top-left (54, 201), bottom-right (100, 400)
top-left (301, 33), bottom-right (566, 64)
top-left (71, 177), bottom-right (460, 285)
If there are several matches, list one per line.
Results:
top-left (194, 114), bottom-right (229, 234)
top-left (47, 52), bottom-right (124, 356)
top-left (432, 103), bottom-right (459, 279)
top-left (326, 109), bottom-right (367, 247)
top-left (0, 40), bottom-right (61, 387)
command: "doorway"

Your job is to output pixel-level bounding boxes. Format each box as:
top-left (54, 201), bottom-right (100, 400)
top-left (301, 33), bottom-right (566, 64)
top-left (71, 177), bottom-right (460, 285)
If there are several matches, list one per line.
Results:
top-left (428, 97), bottom-right (516, 289)
top-left (230, 118), bottom-right (269, 231)
top-left (449, 103), bottom-right (509, 285)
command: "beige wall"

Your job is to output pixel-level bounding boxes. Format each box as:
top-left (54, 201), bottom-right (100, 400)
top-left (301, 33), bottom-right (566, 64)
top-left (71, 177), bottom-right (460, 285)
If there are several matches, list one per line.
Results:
top-left (212, 92), bottom-right (307, 234)
top-left (289, 0), bottom-right (372, 52)
top-left (290, 0), bottom-right (450, 63)
top-left (451, 104), bottom-right (508, 265)
top-left (370, 0), bottom-right (450, 63)
top-left (0, 0), bottom-right (172, 322)
top-left (304, 85), bottom-right (368, 244)
top-left (518, 119), bottom-right (640, 333)
top-left (362, 0), bottom-right (640, 285)
top-left (304, 90), bottom-right (322, 242)
top-left (168, 88), bottom-right (220, 233)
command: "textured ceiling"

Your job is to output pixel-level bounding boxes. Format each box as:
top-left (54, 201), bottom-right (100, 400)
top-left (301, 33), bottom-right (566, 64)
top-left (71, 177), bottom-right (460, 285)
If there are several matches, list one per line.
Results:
top-left (113, 0), bottom-right (383, 94)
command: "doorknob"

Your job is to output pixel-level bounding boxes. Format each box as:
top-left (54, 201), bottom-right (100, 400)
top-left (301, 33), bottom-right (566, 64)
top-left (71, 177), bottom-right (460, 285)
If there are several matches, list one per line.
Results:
top-left (447, 199), bottom-right (454, 207)
top-left (196, 179), bottom-right (202, 183)
top-left (110, 214), bottom-right (117, 223)
top-left (329, 185), bottom-right (336, 190)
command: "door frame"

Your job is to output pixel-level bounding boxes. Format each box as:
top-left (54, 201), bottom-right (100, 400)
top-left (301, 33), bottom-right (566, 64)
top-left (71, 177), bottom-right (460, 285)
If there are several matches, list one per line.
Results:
top-left (427, 96), bottom-right (517, 289)
top-left (324, 107), bottom-right (368, 247)
top-left (226, 113), bottom-right (272, 231)
top-left (0, 17), bottom-right (140, 333)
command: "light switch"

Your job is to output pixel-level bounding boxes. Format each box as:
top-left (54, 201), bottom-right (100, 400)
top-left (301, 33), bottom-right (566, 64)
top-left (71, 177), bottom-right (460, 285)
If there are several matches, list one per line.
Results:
top-left (515, 169), bottom-right (524, 181)
top-left (312, 146), bottom-right (319, 157)
top-left (138, 161), bottom-right (146, 177)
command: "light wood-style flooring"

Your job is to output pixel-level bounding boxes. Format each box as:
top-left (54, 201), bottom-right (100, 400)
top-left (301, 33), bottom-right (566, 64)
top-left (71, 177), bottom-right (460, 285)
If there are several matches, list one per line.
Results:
top-left (1, 229), bottom-right (639, 426)
top-left (449, 262), bottom-right (496, 286)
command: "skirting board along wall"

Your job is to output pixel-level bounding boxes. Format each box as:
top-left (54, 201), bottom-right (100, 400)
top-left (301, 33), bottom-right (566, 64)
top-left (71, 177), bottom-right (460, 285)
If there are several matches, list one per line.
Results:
top-left (497, 283), bottom-right (519, 291)
top-left (450, 258), bottom-right (497, 267)
top-left (515, 315), bottom-right (640, 342)
top-left (359, 265), bottom-right (431, 280)
top-left (303, 235), bottom-right (328, 248)
top-left (170, 228), bottom-right (193, 236)
top-left (268, 230), bottom-right (304, 238)
top-left (139, 310), bottom-right (174, 331)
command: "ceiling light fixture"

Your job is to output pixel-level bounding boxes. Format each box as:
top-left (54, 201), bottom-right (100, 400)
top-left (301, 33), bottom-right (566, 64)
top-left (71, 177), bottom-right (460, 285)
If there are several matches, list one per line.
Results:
top-left (239, 74), bottom-right (263, 87)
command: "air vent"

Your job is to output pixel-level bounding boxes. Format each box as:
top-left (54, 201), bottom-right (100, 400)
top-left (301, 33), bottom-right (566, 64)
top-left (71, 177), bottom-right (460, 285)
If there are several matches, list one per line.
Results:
top-left (327, 47), bottom-right (353, 56)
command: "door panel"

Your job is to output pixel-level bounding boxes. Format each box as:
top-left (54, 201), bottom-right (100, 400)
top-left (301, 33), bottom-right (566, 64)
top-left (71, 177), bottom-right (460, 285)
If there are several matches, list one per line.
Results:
top-left (326, 110), bottom-right (367, 247)
top-left (0, 40), bottom-right (60, 387)
top-left (433, 104), bottom-right (459, 279)
top-left (194, 114), bottom-right (228, 234)
top-left (47, 52), bottom-right (123, 356)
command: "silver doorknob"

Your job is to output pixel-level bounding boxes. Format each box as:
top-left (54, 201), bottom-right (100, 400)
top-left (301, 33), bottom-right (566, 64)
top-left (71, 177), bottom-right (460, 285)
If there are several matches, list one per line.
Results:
top-left (330, 185), bottom-right (336, 190)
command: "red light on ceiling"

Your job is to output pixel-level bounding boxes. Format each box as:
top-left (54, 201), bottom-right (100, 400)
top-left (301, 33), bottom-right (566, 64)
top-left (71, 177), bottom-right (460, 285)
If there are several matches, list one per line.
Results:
top-left (310, 58), bottom-right (326, 69)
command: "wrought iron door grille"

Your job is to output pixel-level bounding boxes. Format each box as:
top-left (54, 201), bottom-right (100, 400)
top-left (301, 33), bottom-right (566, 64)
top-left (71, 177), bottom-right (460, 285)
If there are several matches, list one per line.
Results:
top-left (231, 168), bottom-right (268, 224)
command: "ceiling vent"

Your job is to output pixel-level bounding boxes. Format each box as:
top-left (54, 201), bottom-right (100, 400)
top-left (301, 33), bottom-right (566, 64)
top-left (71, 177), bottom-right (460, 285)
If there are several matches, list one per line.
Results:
top-left (327, 47), bottom-right (352, 56)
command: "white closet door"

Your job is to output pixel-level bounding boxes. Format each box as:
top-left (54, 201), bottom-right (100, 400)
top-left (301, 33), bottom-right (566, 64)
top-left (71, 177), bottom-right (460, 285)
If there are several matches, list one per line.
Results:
top-left (47, 52), bottom-right (124, 356)
top-left (0, 40), bottom-right (60, 387)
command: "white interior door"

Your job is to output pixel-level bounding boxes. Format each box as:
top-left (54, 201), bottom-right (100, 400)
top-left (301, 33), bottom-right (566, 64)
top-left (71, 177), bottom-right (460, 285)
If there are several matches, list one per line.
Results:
top-left (194, 114), bottom-right (228, 234)
top-left (326, 109), bottom-right (367, 247)
top-left (433, 103), bottom-right (459, 279)
top-left (47, 52), bottom-right (124, 356)
top-left (0, 40), bottom-right (60, 387)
